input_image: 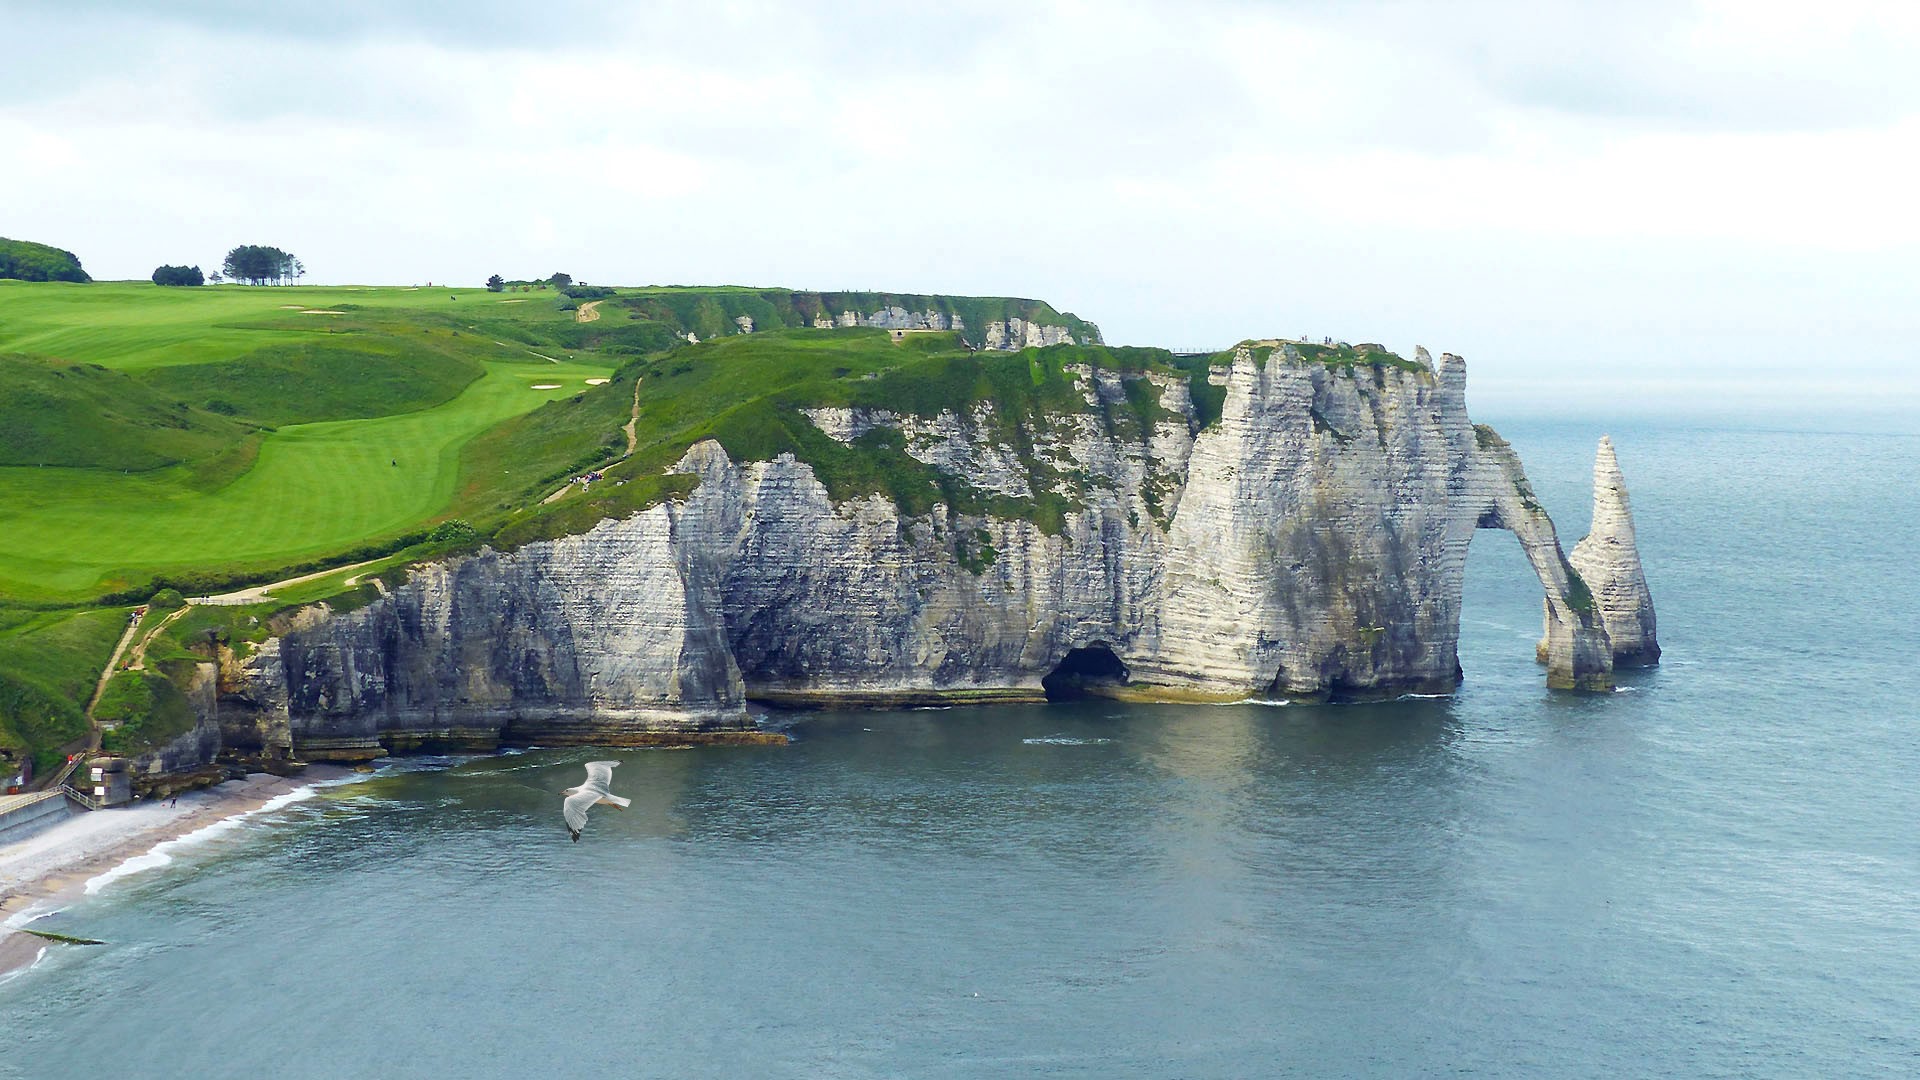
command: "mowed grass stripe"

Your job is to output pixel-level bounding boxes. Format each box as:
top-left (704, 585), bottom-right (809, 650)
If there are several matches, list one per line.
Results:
top-left (0, 361), bottom-right (609, 599)
top-left (0, 281), bottom-right (556, 371)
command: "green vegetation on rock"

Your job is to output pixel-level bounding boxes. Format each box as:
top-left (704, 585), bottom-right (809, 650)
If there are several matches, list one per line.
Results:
top-left (95, 668), bottom-right (198, 755)
top-left (1286, 341), bottom-right (1427, 373)
top-left (485, 330), bottom-right (1205, 546)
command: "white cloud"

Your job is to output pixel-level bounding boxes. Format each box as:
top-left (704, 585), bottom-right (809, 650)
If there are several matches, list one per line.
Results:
top-left (3, 0), bottom-right (1918, 410)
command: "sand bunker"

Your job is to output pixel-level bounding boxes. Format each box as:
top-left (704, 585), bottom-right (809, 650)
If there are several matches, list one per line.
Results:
top-left (585, 378), bottom-right (609, 385)
top-left (498, 299), bottom-right (525, 304)
top-left (279, 304), bottom-right (303, 309)
top-left (298, 309), bottom-right (345, 315)
top-left (531, 383), bottom-right (562, 390)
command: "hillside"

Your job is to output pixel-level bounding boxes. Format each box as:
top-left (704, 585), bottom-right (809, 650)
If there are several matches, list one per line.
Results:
top-left (0, 281), bottom-right (1101, 603)
top-left (0, 280), bottom-right (1109, 768)
top-left (0, 237), bottom-right (90, 283)
top-left (0, 275), bottom-right (1649, 779)
top-left (107, 332), bottom-right (1647, 785)
top-left (474, 330), bottom-right (1221, 550)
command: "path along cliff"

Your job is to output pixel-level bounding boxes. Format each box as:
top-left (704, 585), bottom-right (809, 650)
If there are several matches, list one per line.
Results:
top-left (125, 343), bottom-right (1656, 776)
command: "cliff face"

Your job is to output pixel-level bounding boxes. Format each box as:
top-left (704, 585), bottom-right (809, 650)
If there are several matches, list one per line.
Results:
top-left (214, 510), bottom-right (746, 760)
top-left (1568, 435), bottom-right (1660, 667)
top-left (199, 344), bottom-right (1627, 764)
top-left (808, 305), bottom-right (1088, 349)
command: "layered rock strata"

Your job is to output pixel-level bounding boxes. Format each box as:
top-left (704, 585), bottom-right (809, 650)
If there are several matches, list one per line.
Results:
top-left (801, 307), bottom-right (1090, 347)
top-left (1567, 435), bottom-right (1660, 666)
top-left (178, 344), bottom-right (1632, 768)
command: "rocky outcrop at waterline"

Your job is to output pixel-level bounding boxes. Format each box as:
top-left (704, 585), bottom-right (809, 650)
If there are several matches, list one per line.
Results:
top-left (143, 342), bottom-right (1646, 772)
top-left (1569, 435), bottom-right (1660, 667)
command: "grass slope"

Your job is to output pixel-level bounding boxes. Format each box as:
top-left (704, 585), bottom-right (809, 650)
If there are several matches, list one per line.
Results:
top-left (0, 360), bottom-right (608, 600)
top-left (482, 330), bottom-right (1226, 547)
top-left (140, 338), bottom-right (483, 427)
top-left (0, 281), bottom-right (629, 601)
top-left (0, 607), bottom-right (129, 773)
top-left (0, 354), bottom-right (251, 469)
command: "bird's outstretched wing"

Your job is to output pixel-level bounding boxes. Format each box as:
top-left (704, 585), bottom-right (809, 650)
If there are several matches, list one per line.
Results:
top-left (584, 760), bottom-right (620, 788)
top-left (562, 788), bottom-right (599, 837)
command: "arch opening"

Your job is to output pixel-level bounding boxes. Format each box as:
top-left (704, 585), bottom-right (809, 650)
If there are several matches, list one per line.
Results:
top-left (1042, 644), bottom-right (1129, 702)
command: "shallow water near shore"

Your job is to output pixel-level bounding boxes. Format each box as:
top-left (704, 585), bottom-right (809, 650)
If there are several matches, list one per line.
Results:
top-left (3, 417), bottom-right (1918, 1078)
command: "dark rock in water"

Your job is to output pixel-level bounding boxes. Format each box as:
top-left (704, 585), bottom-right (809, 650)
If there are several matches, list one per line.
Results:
top-left (22, 929), bottom-right (105, 946)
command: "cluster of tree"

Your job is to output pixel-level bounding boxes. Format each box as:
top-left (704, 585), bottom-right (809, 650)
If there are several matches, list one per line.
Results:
top-left (222, 245), bottom-right (304, 286)
top-left (489, 272), bottom-right (576, 291)
top-left (0, 237), bottom-right (91, 282)
top-left (151, 264), bottom-right (205, 287)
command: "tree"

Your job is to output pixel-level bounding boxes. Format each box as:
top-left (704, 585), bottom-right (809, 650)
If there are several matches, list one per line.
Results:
top-left (209, 271), bottom-right (224, 285)
top-left (547, 272), bottom-right (573, 288)
top-left (486, 274), bottom-right (505, 292)
top-left (0, 237), bottom-right (90, 282)
top-left (151, 264), bottom-right (205, 287)
top-left (221, 245), bottom-right (299, 285)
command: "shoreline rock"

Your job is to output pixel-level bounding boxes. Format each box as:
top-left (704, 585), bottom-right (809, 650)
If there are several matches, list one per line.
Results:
top-left (132, 344), bottom-right (1639, 780)
top-left (1569, 435), bottom-right (1661, 668)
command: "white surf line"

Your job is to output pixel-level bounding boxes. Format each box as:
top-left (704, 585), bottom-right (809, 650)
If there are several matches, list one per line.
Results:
top-left (81, 786), bottom-right (323, 897)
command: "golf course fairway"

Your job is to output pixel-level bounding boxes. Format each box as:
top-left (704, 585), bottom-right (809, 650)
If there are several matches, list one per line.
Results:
top-left (0, 359), bottom-right (609, 601)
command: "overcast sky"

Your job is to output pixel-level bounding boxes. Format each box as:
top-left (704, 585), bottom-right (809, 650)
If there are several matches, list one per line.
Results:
top-left (6, 0), bottom-right (1918, 418)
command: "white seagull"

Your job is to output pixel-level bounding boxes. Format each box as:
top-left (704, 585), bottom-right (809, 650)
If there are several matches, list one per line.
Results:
top-left (561, 760), bottom-right (630, 841)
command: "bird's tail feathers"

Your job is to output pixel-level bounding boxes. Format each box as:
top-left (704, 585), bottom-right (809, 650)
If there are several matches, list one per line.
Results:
top-left (597, 795), bottom-right (632, 810)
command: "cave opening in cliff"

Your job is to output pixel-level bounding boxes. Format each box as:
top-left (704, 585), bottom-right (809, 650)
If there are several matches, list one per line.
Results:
top-left (1042, 645), bottom-right (1129, 702)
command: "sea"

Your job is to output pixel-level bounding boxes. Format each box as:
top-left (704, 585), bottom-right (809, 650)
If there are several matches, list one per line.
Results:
top-left (3, 413), bottom-right (1917, 1078)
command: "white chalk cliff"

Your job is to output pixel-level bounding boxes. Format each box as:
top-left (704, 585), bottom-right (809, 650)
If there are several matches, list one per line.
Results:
top-left (1567, 435), bottom-right (1660, 667)
top-left (191, 343), bottom-right (1639, 764)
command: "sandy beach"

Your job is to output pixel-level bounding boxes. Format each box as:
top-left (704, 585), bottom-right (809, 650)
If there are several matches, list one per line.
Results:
top-left (0, 766), bottom-right (354, 979)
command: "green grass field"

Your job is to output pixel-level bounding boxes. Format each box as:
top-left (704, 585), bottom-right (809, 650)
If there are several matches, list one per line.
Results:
top-left (0, 359), bottom-right (609, 600)
top-left (0, 281), bottom-right (624, 602)
top-left (0, 280), bottom-right (562, 371)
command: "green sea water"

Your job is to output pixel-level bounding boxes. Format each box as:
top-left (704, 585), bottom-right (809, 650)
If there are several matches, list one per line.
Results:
top-left (3, 417), bottom-right (1916, 1078)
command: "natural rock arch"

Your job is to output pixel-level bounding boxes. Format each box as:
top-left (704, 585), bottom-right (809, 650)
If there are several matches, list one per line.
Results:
top-left (1465, 426), bottom-right (1614, 692)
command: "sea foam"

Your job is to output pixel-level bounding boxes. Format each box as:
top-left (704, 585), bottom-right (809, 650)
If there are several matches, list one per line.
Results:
top-left (1022, 735), bottom-right (1113, 746)
top-left (82, 785), bottom-right (321, 896)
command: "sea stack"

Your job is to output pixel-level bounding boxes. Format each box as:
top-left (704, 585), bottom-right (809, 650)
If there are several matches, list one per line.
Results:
top-left (1569, 435), bottom-right (1661, 667)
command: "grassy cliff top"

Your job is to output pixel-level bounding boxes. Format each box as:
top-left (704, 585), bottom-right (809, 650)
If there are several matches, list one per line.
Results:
top-left (0, 277), bottom-right (1438, 766)
top-left (0, 281), bottom-right (1107, 604)
top-left (478, 331), bottom-right (1217, 550)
